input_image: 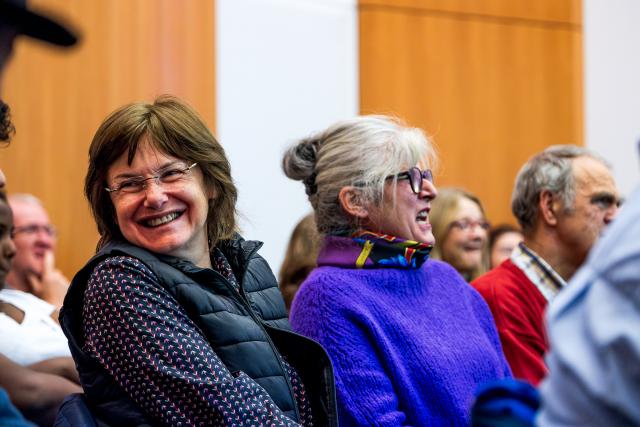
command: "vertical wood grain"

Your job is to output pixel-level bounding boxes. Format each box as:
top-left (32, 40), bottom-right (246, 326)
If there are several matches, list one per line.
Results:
top-left (0, 0), bottom-right (216, 278)
top-left (359, 0), bottom-right (583, 226)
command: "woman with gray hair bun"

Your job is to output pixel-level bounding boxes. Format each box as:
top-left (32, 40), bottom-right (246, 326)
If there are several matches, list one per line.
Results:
top-left (282, 115), bottom-right (511, 426)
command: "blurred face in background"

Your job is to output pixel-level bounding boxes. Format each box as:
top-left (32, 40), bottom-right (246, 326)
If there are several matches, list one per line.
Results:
top-left (490, 230), bottom-right (523, 268)
top-left (8, 199), bottom-right (56, 278)
top-left (0, 197), bottom-right (16, 285)
top-left (440, 197), bottom-right (488, 276)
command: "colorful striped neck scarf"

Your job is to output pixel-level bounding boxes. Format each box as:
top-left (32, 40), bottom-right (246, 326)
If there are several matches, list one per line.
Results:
top-left (317, 230), bottom-right (433, 269)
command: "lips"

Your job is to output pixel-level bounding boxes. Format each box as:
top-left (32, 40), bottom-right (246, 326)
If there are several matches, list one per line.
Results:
top-left (416, 208), bottom-right (430, 224)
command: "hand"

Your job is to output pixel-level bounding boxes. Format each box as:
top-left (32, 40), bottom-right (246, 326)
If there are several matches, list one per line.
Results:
top-left (26, 251), bottom-right (70, 310)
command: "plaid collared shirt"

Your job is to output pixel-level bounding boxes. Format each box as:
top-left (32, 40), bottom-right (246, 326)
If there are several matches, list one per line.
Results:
top-left (510, 242), bottom-right (567, 303)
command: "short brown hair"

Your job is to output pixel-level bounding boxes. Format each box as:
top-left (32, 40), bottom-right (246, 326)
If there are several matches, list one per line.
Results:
top-left (85, 95), bottom-right (237, 250)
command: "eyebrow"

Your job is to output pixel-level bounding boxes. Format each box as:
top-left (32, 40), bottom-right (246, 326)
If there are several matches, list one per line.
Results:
top-left (590, 192), bottom-right (620, 206)
top-left (111, 161), bottom-right (181, 181)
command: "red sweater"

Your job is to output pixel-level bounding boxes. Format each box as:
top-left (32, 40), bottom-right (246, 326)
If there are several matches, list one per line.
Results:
top-left (471, 259), bottom-right (548, 385)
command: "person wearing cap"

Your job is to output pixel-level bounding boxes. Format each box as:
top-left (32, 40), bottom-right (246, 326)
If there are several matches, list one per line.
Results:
top-left (0, 1), bottom-right (80, 425)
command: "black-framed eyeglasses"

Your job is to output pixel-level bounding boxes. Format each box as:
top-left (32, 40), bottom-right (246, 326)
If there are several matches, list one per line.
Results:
top-left (10, 224), bottom-right (58, 239)
top-left (105, 163), bottom-right (198, 194)
top-left (385, 167), bottom-right (434, 194)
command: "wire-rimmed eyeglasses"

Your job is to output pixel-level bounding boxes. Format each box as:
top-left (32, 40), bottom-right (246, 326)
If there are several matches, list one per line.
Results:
top-left (105, 163), bottom-right (198, 194)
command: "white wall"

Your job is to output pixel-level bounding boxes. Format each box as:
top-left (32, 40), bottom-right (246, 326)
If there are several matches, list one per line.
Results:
top-left (584, 0), bottom-right (640, 197)
top-left (216, 0), bottom-right (358, 273)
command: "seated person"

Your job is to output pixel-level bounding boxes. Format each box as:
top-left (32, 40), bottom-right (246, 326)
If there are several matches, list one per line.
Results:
top-left (488, 224), bottom-right (523, 269)
top-left (538, 185), bottom-right (640, 425)
top-left (430, 187), bottom-right (490, 281)
top-left (6, 194), bottom-right (69, 309)
top-left (0, 191), bottom-right (73, 369)
top-left (278, 213), bottom-right (319, 311)
top-left (0, 191), bottom-right (80, 426)
top-left (472, 146), bottom-right (619, 385)
top-left (283, 115), bottom-right (510, 426)
top-left (60, 96), bottom-right (337, 426)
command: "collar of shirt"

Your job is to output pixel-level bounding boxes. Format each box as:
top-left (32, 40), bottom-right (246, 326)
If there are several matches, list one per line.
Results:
top-left (510, 242), bottom-right (567, 303)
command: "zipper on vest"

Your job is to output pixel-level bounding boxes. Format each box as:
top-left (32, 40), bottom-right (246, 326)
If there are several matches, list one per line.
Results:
top-left (208, 266), bottom-right (302, 423)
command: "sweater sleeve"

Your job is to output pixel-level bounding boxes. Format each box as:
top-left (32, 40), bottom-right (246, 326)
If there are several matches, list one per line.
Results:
top-left (82, 256), bottom-right (300, 427)
top-left (291, 276), bottom-right (413, 427)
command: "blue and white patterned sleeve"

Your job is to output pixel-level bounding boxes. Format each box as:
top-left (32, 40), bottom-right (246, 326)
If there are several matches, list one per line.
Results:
top-left (82, 256), bottom-right (300, 427)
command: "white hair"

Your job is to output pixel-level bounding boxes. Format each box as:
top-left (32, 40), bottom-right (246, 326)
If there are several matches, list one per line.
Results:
top-left (283, 115), bottom-right (437, 235)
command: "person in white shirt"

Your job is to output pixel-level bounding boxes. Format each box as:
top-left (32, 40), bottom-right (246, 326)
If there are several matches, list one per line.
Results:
top-left (6, 194), bottom-right (69, 309)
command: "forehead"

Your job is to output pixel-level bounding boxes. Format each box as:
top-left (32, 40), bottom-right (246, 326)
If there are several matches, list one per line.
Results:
top-left (572, 156), bottom-right (618, 196)
top-left (8, 199), bottom-right (49, 225)
top-left (107, 140), bottom-right (180, 178)
top-left (454, 196), bottom-right (483, 219)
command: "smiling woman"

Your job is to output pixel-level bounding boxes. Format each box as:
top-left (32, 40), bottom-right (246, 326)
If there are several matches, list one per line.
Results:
top-left (282, 116), bottom-right (511, 426)
top-left (59, 95), bottom-right (337, 426)
top-left (430, 187), bottom-right (491, 281)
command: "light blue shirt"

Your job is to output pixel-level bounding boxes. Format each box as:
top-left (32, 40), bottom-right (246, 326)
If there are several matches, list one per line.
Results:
top-left (537, 186), bottom-right (640, 426)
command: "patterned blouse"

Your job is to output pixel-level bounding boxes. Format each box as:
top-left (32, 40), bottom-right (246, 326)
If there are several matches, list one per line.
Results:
top-left (82, 251), bottom-right (313, 426)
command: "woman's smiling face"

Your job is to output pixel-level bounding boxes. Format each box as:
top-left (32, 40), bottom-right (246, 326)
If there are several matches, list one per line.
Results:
top-left (106, 139), bottom-right (212, 267)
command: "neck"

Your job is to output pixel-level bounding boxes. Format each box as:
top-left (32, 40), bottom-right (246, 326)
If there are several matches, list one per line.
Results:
top-left (523, 232), bottom-right (578, 281)
top-left (4, 271), bottom-right (29, 293)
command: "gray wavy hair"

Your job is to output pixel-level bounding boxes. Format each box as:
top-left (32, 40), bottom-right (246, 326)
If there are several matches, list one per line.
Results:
top-left (282, 115), bottom-right (436, 236)
top-left (511, 145), bottom-right (609, 232)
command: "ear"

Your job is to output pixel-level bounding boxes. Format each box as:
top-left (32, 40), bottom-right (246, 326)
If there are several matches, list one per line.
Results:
top-left (539, 189), bottom-right (560, 227)
top-left (338, 186), bottom-right (369, 219)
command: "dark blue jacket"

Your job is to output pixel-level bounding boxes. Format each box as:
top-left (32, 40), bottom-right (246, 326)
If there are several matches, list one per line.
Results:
top-left (60, 237), bottom-right (337, 426)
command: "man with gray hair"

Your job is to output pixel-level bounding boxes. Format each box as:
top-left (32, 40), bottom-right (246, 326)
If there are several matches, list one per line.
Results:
top-left (472, 145), bottom-right (619, 386)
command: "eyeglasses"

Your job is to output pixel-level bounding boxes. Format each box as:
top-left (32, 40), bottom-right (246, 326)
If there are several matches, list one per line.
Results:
top-left (105, 163), bottom-right (198, 194)
top-left (10, 224), bottom-right (58, 238)
top-left (386, 167), bottom-right (434, 194)
top-left (450, 219), bottom-right (491, 232)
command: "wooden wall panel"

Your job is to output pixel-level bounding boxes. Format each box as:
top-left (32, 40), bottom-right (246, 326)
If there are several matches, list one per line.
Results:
top-left (359, 1), bottom-right (583, 226)
top-left (360, 0), bottom-right (581, 25)
top-left (0, 0), bottom-right (216, 279)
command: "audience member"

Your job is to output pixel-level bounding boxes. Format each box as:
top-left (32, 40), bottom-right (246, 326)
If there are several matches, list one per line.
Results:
top-left (488, 224), bottom-right (523, 269)
top-left (278, 213), bottom-right (319, 311)
top-left (6, 194), bottom-right (69, 308)
top-left (283, 115), bottom-right (511, 426)
top-left (538, 185), bottom-right (640, 426)
top-left (430, 187), bottom-right (490, 281)
top-left (472, 145), bottom-right (619, 385)
top-left (0, 190), bottom-right (79, 426)
top-left (1, 2), bottom-right (80, 425)
top-left (59, 96), bottom-right (337, 426)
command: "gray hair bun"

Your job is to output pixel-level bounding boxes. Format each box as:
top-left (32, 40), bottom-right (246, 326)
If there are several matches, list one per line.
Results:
top-left (282, 137), bottom-right (321, 195)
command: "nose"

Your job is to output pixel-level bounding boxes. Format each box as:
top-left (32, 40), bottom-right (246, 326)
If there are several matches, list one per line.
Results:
top-left (420, 178), bottom-right (437, 201)
top-left (34, 228), bottom-right (55, 249)
top-left (470, 224), bottom-right (488, 240)
top-left (604, 203), bottom-right (619, 225)
top-left (143, 179), bottom-right (169, 208)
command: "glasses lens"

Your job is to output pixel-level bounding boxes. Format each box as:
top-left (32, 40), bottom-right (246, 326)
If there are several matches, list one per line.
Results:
top-left (408, 168), bottom-right (421, 193)
top-left (423, 169), bottom-right (433, 183)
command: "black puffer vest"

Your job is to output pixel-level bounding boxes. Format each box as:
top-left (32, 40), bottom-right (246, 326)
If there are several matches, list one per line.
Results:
top-left (60, 237), bottom-right (337, 426)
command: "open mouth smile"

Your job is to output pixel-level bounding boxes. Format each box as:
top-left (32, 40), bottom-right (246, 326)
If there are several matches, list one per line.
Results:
top-left (416, 209), bottom-right (430, 224)
top-left (140, 211), bottom-right (184, 228)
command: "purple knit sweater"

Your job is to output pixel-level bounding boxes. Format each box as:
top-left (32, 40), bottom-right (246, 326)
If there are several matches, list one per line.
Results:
top-left (290, 259), bottom-right (511, 426)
